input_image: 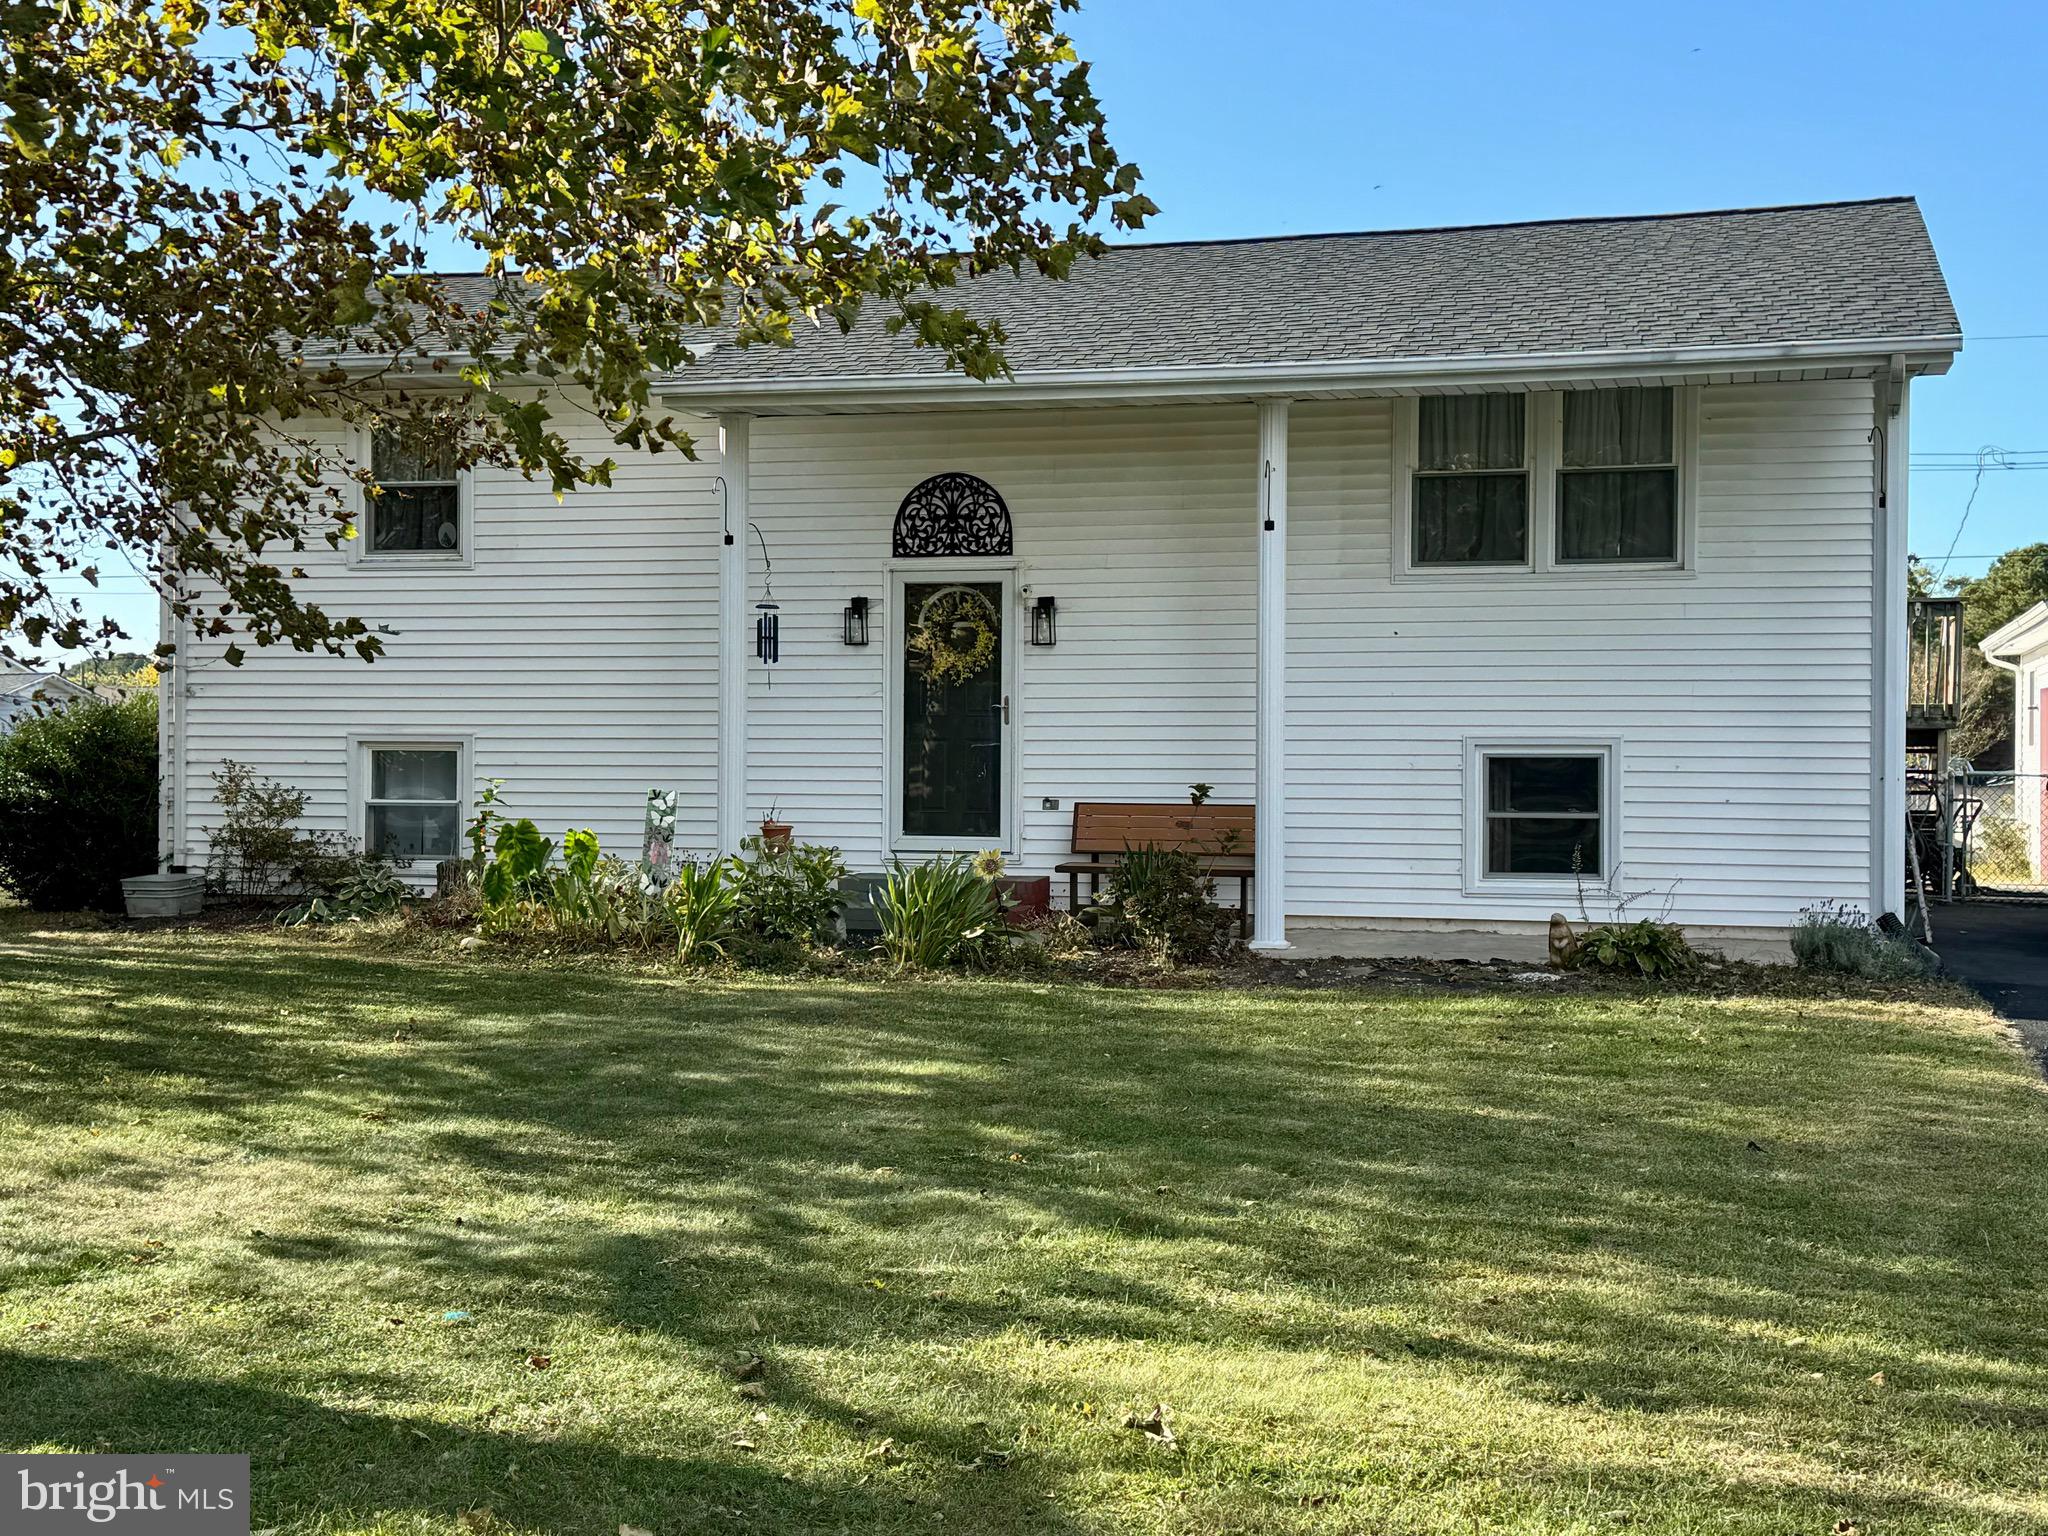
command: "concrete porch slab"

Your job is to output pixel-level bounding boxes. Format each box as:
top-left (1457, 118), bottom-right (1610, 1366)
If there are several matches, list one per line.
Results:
top-left (1274, 923), bottom-right (1792, 966)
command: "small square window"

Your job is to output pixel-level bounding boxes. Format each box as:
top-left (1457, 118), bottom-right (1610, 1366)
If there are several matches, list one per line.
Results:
top-left (1483, 753), bottom-right (1603, 877)
top-left (1558, 389), bottom-right (1677, 563)
top-left (1413, 396), bottom-right (1528, 567)
top-left (368, 430), bottom-right (462, 555)
top-left (365, 746), bottom-right (461, 862)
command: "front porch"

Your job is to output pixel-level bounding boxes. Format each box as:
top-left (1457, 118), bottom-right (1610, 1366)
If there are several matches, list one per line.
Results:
top-left (672, 360), bottom-right (1910, 943)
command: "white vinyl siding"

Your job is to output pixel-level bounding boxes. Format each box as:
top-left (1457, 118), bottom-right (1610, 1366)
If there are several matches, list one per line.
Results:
top-left (1290, 379), bottom-right (1876, 927)
top-left (172, 378), bottom-right (1881, 930)
top-left (172, 402), bottom-right (724, 875)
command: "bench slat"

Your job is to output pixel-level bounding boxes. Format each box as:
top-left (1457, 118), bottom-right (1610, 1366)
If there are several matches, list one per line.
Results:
top-left (1068, 800), bottom-right (1255, 857)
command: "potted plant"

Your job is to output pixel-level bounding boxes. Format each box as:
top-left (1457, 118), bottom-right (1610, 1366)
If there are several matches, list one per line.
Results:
top-left (759, 804), bottom-right (793, 852)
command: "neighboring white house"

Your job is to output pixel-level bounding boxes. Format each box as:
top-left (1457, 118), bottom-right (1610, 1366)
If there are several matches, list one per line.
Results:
top-left (0, 659), bottom-right (93, 734)
top-left (1979, 601), bottom-right (2048, 881)
top-left (158, 197), bottom-right (1961, 954)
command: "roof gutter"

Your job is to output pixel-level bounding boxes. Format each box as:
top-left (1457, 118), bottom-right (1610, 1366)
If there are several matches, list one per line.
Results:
top-left (1979, 602), bottom-right (2048, 667)
top-left (655, 333), bottom-right (1963, 412)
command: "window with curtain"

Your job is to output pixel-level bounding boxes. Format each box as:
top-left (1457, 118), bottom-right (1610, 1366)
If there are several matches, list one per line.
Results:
top-left (1483, 753), bottom-right (1603, 877)
top-left (369, 431), bottom-right (462, 555)
top-left (365, 746), bottom-right (460, 861)
top-left (1412, 395), bottom-right (1528, 565)
top-left (1558, 387), bottom-right (1677, 562)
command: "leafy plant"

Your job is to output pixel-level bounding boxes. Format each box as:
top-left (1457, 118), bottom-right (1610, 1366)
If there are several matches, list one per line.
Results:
top-left (1791, 901), bottom-right (1939, 982)
top-left (467, 779), bottom-right (509, 879)
top-left (479, 818), bottom-right (554, 930)
top-left (667, 858), bottom-right (740, 966)
top-left (280, 857), bottom-right (409, 926)
top-left (877, 855), bottom-right (1002, 968)
top-left (0, 692), bottom-right (158, 911)
top-left (544, 828), bottom-right (632, 941)
top-left (1091, 844), bottom-right (1237, 964)
top-left (732, 837), bottom-right (848, 945)
top-left (1570, 919), bottom-right (1702, 980)
top-left (204, 759), bottom-right (352, 902)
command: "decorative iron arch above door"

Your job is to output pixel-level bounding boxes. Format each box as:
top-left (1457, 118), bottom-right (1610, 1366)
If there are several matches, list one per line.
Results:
top-left (892, 472), bottom-right (1012, 558)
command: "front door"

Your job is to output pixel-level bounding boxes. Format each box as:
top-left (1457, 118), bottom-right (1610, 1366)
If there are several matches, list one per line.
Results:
top-left (895, 575), bottom-right (1012, 850)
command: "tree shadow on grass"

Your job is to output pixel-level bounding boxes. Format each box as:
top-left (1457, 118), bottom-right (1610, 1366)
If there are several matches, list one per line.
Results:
top-left (0, 1351), bottom-right (1089, 1535)
top-left (4, 934), bottom-right (2048, 1529)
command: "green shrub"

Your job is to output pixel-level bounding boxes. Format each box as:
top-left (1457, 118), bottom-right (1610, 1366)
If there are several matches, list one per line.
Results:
top-left (0, 692), bottom-right (158, 911)
top-left (1968, 815), bottom-right (2033, 886)
top-left (877, 854), bottom-right (1002, 968)
top-left (667, 857), bottom-right (738, 965)
top-left (732, 836), bottom-right (847, 944)
top-left (1790, 903), bottom-right (1939, 982)
top-left (1571, 919), bottom-right (1702, 980)
top-left (204, 759), bottom-right (352, 901)
top-left (1090, 843), bottom-right (1236, 963)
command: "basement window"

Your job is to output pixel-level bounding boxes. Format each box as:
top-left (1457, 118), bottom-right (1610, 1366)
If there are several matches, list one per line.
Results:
top-left (364, 746), bottom-right (462, 862)
top-left (1465, 741), bottom-right (1617, 889)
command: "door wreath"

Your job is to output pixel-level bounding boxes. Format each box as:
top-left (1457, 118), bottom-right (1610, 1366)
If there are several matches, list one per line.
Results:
top-left (907, 586), bottom-right (1000, 686)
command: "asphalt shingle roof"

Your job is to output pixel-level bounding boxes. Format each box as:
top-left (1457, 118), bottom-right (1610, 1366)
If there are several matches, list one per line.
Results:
top-left (670, 197), bottom-right (1957, 386)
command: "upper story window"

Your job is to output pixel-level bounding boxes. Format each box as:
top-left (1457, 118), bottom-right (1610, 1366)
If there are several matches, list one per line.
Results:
top-left (1412, 395), bottom-right (1528, 566)
top-left (367, 430), bottom-right (463, 557)
top-left (365, 746), bottom-right (461, 861)
top-left (1558, 387), bottom-right (1677, 563)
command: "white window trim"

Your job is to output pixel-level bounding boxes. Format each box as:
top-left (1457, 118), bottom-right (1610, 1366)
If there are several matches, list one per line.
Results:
top-left (1394, 388), bottom-right (1699, 582)
top-left (346, 424), bottom-right (475, 570)
top-left (883, 560), bottom-right (1020, 860)
top-left (346, 733), bottom-right (473, 874)
top-left (1462, 735), bottom-right (1622, 897)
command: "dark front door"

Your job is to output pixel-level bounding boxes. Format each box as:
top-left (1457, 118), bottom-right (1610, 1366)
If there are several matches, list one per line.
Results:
top-left (901, 580), bottom-right (1005, 841)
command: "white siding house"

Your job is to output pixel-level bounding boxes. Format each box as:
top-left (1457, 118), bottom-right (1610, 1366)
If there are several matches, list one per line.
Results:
top-left (1980, 603), bottom-right (2048, 881)
top-left (0, 660), bottom-right (93, 733)
top-left (160, 197), bottom-right (1962, 954)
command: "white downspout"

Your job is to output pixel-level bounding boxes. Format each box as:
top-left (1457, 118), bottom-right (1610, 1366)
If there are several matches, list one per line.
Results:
top-left (156, 579), bottom-right (177, 871)
top-left (1251, 398), bottom-right (1290, 951)
top-left (716, 413), bottom-right (751, 858)
top-left (1878, 373), bottom-right (1910, 918)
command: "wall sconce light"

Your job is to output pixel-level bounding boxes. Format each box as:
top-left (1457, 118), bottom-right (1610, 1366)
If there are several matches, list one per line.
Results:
top-left (843, 595), bottom-right (870, 647)
top-left (1031, 594), bottom-right (1057, 647)
top-left (755, 601), bottom-right (780, 664)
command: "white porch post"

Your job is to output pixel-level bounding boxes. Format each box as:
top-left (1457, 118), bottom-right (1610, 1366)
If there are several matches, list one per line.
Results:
top-left (1252, 398), bottom-right (1291, 951)
top-left (717, 413), bottom-right (751, 857)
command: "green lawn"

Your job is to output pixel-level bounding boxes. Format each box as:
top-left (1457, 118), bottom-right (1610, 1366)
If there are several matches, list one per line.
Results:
top-left (2, 922), bottom-right (2046, 1535)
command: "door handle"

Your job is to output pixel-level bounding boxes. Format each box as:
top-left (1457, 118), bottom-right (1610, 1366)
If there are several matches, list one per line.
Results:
top-left (1002, 694), bottom-right (1011, 726)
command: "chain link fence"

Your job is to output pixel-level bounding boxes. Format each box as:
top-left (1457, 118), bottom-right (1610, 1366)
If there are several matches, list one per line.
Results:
top-left (1953, 770), bottom-right (2048, 896)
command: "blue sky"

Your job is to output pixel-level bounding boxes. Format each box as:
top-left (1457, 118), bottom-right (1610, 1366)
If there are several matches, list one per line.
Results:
top-left (47, 0), bottom-right (2046, 655)
top-left (1065, 0), bottom-right (2045, 581)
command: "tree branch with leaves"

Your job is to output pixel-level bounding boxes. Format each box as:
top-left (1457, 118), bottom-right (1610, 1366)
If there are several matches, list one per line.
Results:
top-left (1, 0), bottom-right (1153, 661)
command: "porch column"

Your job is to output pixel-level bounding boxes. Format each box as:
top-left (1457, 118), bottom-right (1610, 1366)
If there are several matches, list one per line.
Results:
top-left (717, 413), bottom-right (751, 857)
top-left (1252, 398), bottom-right (1291, 951)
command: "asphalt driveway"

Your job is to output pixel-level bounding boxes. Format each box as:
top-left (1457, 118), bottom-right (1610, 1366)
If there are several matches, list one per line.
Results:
top-left (1934, 902), bottom-right (2048, 1066)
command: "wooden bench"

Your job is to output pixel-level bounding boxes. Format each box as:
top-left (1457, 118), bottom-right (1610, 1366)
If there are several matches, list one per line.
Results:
top-left (1054, 801), bottom-right (1256, 936)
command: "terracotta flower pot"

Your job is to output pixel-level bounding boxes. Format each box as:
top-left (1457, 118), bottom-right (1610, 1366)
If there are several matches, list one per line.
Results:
top-left (759, 819), bottom-right (793, 852)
